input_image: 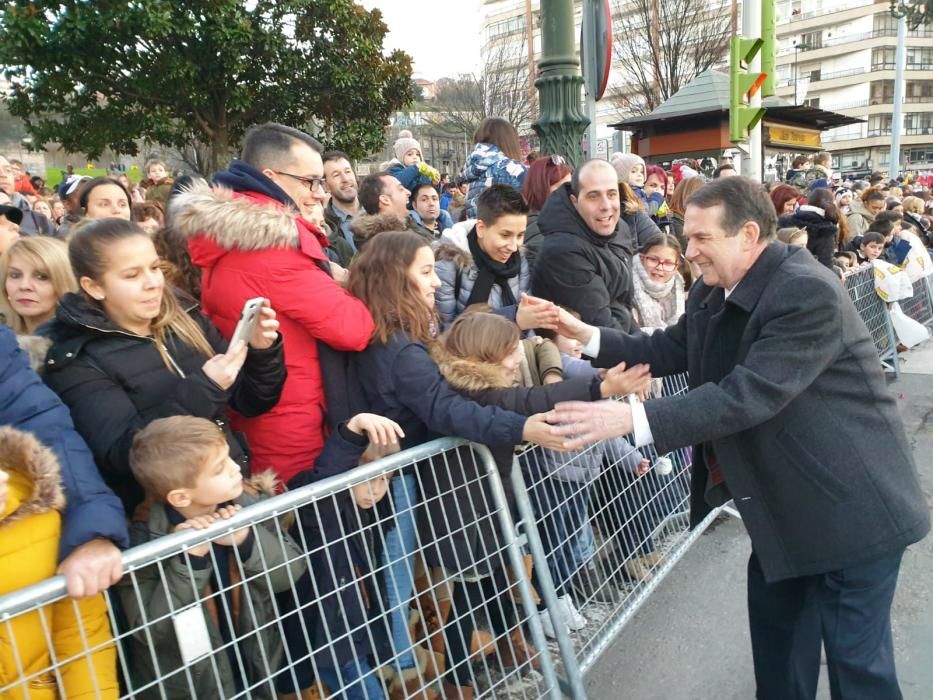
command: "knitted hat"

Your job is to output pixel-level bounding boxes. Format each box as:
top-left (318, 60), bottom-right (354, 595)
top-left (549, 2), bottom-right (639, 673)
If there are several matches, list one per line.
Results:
top-left (394, 130), bottom-right (422, 162)
top-left (609, 152), bottom-right (646, 184)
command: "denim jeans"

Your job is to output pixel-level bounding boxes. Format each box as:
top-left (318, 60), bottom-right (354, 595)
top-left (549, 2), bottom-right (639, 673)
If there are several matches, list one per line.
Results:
top-left (381, 473), bottom-right (418, 670)
top-left (317, 658), bottom-right (385, 700)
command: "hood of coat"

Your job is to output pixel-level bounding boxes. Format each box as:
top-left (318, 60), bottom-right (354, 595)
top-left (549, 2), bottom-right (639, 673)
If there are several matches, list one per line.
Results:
top-left (350, 211), bottom-right (411, 248)
top-left (0, 426), bottom-right (65, 527)
top-left (170, 181), bottom-right (315, 269)
top-left (430, 342), bottom-right (513, 392)
top-left (433, 240), bottom-right (473, 269)
top-left (16, 335), bottom-right (52, 374)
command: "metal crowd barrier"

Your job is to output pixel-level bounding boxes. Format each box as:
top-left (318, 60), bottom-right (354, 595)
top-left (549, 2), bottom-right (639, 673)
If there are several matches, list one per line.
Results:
top-left (898, 276), bottom-right (933, 332)
top-left (844, 265), bottom-right (900, 376)
top-left (0, 374), bottom-right (720, 700)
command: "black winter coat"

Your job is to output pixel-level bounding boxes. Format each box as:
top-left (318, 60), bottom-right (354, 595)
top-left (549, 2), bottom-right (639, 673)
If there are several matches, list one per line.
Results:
top-left (779, 206), bottom-right (839, 269)
top-left (532, 184), bottom-right (638, 332)
top-left (423, 345), bottom-right (602, 574)
top-left (282, 426), bottom-right (392, 685)
top-left (592, 243), bottom-right (930, 582)
top-left (42, 292), bottom-right (286, 514)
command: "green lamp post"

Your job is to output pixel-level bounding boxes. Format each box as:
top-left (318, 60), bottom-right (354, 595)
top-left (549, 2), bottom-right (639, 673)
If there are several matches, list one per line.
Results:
top-left (533, 0), bottom-right (589, 168)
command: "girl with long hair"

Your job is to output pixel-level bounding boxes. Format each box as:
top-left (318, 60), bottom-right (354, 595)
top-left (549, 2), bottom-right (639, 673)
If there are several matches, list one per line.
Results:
top-left (347, 230), bottom-right (587, 698)
top-left (42, 218), bottom-right (286, 513)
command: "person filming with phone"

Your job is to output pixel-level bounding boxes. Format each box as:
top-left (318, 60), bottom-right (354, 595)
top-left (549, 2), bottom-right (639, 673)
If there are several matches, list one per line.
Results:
top-left (42, 218), bottom-right (286, 517)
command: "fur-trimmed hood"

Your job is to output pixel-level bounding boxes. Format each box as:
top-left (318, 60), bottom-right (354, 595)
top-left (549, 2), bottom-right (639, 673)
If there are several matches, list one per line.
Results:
top-left (0, 426), bottom-right (65, 527)
top-left (350, 211), bottom-right (411, 248)
top-left (16, 335), bottom-right (52, 374)
top-left (170, 180), bottom-right (301, 252)
top-left (433, 241), bottom-right (473, 269)
top-left (430, 342), bottom-right (513, 393)
top-left (243, 469), bottom-right (280, 498)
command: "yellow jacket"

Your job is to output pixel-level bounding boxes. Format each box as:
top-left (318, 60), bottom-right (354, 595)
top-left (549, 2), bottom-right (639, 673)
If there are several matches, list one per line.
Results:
top-left (0, 427), bottom-right (118, 700)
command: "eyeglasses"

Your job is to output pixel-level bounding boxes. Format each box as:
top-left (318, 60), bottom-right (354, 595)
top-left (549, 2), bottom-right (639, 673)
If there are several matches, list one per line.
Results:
top-left (641, 254), bottom-right (679, 271)
top-left (273, 171), bottom-right (326, 192)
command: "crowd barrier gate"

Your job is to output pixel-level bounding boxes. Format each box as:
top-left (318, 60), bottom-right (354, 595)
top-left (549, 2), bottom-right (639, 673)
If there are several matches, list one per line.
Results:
top-left (844, 265), bottom-right (900, 375)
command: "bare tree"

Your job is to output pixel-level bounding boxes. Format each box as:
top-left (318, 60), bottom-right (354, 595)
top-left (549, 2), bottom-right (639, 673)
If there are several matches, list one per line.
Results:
top-left (426, 40), bottom-right (533, 141)
top-left (609, 0), bottom-right (731, 118)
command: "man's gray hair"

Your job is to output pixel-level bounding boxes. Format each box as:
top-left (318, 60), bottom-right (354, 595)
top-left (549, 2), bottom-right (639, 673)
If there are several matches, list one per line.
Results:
top-left (686, 176), bottom-right (777, 241)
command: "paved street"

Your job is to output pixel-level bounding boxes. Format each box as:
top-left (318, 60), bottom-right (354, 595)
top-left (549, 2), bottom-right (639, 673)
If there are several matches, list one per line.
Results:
top-left (585, 344), bottom-right (933, 700)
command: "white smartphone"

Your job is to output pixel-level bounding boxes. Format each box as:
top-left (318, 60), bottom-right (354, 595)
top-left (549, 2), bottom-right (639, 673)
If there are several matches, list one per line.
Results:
top-left (229, 297), bottom-right (266, 349)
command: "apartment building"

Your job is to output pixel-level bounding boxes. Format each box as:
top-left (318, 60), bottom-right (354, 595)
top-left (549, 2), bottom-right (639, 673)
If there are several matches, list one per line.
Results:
top-left (774, 0), bottom-right (933, 177)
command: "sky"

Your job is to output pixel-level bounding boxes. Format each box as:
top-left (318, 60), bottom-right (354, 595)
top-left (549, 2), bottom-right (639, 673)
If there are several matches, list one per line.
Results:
top-left (359, 1), bottom-right (483, 81)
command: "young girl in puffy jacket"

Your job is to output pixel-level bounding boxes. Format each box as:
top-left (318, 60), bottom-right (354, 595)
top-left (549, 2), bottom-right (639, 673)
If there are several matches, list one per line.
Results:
top-left (429, 312), bottom-right (651, 690)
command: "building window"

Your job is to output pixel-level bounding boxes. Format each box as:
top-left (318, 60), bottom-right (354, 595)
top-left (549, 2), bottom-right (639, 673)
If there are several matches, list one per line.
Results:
top-left (871, 47), bottom-right (896, 71)
top-left (803, 97), bottom-right (820, 108)
top-left (906, 47), bottom-right (933, 70)
top-left (871, 80), bottom-right (894, 103)
top-left (867, 114), bottom-right (892, 137)
top-left (487, 15), bottom-right (526, 40)
top-left (874, 13), bottom-right (899, 33)
top-left (800, 30), bottom-right (822, 49)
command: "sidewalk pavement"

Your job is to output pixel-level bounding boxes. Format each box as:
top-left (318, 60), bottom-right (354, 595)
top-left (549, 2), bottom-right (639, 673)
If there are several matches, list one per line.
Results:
top-left (585, 351), bottom-right (933, 699)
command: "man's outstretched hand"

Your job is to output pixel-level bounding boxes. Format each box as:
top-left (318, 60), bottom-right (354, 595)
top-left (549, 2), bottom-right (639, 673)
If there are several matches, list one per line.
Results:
top-left (546, 400), bottom-right (634, 451)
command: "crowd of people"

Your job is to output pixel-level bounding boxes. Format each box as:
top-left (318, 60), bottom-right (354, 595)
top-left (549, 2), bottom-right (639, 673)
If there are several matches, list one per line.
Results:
top-left (0, 120), bottom-right (929, 700)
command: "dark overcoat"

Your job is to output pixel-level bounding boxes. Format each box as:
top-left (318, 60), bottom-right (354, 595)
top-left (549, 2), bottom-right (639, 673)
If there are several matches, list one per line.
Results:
top-left (593, 242), bottom-right (930, 582)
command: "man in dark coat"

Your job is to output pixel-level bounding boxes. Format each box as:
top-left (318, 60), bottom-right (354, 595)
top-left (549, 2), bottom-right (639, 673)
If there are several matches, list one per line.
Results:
top-left (531, 159), bottom-right (638, 332)
top-left (0, 326), bottom-right (128, 598)
top-left (547, 176), bottom-right (929, 699)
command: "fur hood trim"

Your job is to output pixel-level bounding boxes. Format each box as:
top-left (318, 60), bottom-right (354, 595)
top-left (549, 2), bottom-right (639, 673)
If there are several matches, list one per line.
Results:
top-left (16, 335), bottom-right (52, 374)
top-left (434, 241), bottom-right (473, 268)
top-left (350, 212), bottom-right (410, 241)
top-left (430, 343), bottom-right (513, 392)
top-left (243, 470), bottom-right (280, 498)
top-left (0, 426), bottom-right (65, 525)
top-left (170, 180), bottom-right (299, 251)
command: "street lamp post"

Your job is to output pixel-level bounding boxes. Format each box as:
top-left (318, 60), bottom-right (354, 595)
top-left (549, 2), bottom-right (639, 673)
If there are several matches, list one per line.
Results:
top-left (533, 0), bottom-right (589, 167)
top-left (793, 41), bottom-right (810, 105)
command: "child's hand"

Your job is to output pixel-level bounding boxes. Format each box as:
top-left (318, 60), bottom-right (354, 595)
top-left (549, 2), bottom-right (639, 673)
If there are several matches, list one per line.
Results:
top-left (635, 458), bottom-right (651, 477)
top-left (600, 362), bottom-right (652, 398)
top-left (347, 413), bottom-right (405, 446)
top-left (210, 504), bottom-right (250, 548)
top-left (418, 162), bottom-right (440, 185)
top-left (174, 514), bottom-right (218, 557)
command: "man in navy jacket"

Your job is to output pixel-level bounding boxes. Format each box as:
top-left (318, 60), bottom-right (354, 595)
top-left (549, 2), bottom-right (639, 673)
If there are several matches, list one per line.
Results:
top-left (547, 177), bottom-right (929, 699)
top-left (1, 326), bottom-right (127, 597)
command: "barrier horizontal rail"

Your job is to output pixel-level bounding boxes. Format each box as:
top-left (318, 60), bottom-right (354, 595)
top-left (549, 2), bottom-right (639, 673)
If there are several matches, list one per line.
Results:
top-left (0, 437), bottom-right (565, 700)
top-left (898, 276), bottom-right (933, 331)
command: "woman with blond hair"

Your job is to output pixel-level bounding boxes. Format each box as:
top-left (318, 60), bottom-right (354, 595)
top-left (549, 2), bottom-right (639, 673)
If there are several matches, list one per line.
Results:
top-left (1, 236), bottom-right (77, 335)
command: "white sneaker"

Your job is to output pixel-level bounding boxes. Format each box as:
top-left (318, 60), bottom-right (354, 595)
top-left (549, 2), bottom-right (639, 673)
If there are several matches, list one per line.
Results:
top-left (558, 595), bottom-right (587, 631)
top-left (537, 609), bottom-right (566, 639)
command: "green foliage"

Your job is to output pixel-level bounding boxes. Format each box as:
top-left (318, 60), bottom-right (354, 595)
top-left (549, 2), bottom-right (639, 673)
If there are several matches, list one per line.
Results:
top-left (891, 0), bottom-right (933, 29)
top-left (0, 1), bottom-right (413, 172)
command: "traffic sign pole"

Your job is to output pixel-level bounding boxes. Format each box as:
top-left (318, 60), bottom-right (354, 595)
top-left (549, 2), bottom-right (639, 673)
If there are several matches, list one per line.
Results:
top-left (742, 0), bottom-right (762, 180)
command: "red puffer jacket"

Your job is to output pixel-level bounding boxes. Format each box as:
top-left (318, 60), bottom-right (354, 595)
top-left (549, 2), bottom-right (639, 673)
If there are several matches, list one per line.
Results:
top-left (173, 183), bottom-right (374, 483)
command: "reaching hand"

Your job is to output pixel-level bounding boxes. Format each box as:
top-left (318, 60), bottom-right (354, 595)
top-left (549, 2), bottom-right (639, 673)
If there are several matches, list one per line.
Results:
top-left (556, 308), bottom-right (595, 346)
top-left (545, 400), bottom-right (635, 451)
top-left (57, 538), bottom-right (124, 599)
top-left (521, 413), bottom-right (570, 452)
top-left (248, 300), bottom-right (280, 350)
top-left (209, 505), bottom-right (250, 548)
top-left (329, 262), bottom-right (349, 285)
top-left (600, 362), bottom-right (652, 398)
top-left (202, 341), bottom-right (248, 390)
top-left (347, 413), bottom-right (406, 446)
top-left (516, 293), bottom-right (560, 331)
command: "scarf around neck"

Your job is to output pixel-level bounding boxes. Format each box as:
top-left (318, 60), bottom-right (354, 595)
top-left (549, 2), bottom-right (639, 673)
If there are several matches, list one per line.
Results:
top-left (632, 253), bottom-right (685, 329)
top-left (465, 226), bottom-right (521, 308)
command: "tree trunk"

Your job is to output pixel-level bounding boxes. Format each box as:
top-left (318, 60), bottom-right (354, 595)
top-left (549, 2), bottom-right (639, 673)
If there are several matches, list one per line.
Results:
top-left (208, 125), bottom-right (230, 175)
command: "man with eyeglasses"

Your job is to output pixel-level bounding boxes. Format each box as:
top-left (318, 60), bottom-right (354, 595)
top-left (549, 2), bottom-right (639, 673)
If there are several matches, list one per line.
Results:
top-left (170, 122), bottom-right (375, 485)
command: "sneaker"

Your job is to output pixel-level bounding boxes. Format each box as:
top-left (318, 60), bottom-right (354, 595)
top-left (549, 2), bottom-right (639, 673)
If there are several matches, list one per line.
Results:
top-left (558, 595), bottom-right (587, 630)
top-left (537, 608), bottom-right (565, 639)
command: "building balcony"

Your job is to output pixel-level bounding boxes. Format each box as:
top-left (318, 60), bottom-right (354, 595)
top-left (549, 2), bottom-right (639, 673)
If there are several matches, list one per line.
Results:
top-left (776, 28), bottom-right (933, 63)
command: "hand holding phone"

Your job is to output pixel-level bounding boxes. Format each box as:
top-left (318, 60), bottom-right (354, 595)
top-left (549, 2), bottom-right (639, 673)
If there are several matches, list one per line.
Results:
top-left (229, 297), bottom-right (267, 349)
